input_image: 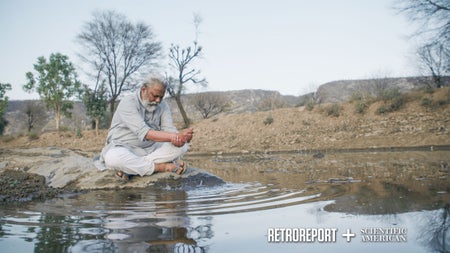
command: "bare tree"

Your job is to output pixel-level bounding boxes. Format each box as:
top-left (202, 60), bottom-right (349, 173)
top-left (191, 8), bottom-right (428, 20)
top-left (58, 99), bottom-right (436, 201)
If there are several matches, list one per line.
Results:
top-left (77, 10), bottom-right (163, 121)
top-left (167, 13), bottom-right (207, 127)
top-left (366, 70), bottom-right (394, 99)
top-left (395, 0), bottom-right (450, 42)
top-left (395, 0), bottom-right (450, 79)
top-left (191, 92), bottom-right (229, 119)
top-left (418, 42), bottom-right (447, 88)
top-left (24, 101), bottom-right (46, 132)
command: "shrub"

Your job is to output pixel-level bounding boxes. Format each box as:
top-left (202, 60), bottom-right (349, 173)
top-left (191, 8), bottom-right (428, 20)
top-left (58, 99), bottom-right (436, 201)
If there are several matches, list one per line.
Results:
top-left (421, 97), bottom-right (432, 107)
top-left (389, 96), bottom-right (405, 111)
top-left (326, 103), bottom-right (342, 117)
top-left (263, 115), bottom-right (274, 125)
top-left (305, 100), bottom-right (315, 111)
top-left (379, 87), bottom-right (401, 102)
top-left (350, 91), bottom-right (373, 114)
top-left (373, 87), bottom-right (405, 114)
top-left (28, 131), bottom-right (39, 140)
top-left (355, 100), bottom-right (368, 114)
top-left (422, 88), bottom-right (450, 109)
top-left (75, 128), bottom-right (83, 138)
top-left (376, 105), bottom-right (388, 114)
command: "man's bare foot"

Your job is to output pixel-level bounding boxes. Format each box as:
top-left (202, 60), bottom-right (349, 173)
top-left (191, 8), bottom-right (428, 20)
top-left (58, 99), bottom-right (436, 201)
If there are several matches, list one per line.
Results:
top-left (154, 161), bottom-right (187, 175)
top-left (172, 160), bottom-right (187, 175)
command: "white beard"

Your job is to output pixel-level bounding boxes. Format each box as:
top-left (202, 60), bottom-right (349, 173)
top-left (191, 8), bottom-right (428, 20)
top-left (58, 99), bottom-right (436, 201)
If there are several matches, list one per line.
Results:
top-left (144, 100), bottom-right (158, 112)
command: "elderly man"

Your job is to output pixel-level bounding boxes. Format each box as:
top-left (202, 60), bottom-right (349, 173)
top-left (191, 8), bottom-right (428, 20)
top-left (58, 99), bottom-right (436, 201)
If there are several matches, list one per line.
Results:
top-left (99, 76), bottom-right (193, 181)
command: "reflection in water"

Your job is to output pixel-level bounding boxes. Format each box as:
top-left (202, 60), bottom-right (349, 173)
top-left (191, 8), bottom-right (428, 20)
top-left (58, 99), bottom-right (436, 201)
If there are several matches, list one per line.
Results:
top-left (0, 150), bottom-right (448, 253)
top-left (417, 205), bottom-right (449, 253)
top-left (188, 151), bottom-right (449, 214)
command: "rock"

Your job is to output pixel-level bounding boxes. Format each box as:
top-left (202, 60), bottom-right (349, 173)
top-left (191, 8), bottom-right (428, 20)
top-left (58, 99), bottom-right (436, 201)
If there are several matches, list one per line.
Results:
top-left (313, 152), bottom-right (325, 159)
top-left (154, 167), bottom-right (226, 190)
top-left (0, 169), bottom-right (61, 203)
top-left (0, 161), bottom-right (8, 169)
top-left (0, 147), bottom-right (226, 192)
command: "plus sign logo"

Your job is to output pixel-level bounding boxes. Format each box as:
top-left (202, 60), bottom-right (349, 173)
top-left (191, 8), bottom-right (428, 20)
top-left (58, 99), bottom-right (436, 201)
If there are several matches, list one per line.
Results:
top-left (342, 229), bottom-right (356, 242)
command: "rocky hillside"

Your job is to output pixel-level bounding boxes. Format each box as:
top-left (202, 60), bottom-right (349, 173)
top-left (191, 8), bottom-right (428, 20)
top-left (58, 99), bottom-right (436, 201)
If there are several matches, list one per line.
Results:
top-left (315, 76), bottom-right (450, 103)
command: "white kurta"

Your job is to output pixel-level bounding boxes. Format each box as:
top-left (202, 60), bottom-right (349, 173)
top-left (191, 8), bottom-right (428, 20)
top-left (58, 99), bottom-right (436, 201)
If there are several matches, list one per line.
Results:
top-left (98, 90), bottom-right (188, 176)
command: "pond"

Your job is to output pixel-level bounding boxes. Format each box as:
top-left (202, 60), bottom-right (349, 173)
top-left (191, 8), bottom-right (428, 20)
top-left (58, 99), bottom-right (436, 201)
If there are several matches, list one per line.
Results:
top-left (0, 149), bottom-right (449, 253)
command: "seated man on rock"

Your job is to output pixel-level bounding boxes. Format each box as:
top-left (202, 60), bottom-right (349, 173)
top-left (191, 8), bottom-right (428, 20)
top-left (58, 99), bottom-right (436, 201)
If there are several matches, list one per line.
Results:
top-left (99, 75), bottom-right (193, 181)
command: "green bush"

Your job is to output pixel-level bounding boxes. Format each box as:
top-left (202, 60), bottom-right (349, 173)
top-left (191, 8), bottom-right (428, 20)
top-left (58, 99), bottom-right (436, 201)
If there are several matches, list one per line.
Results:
top-left (305, 100), bottom-right (315, 111)
top-left (389, 96), bottom-right (405, 111)
top-left (350, 91), bottom-right (373, 114)
top-left (374, 87), bottom-right (405, 114)
top-left (421, 97), bottom-right (432, 107)
top-left (421, 89), bottom-right (450, 109)
top-left (355, 100), bottom-right (368, 114)
top-left (376, 105), bottom-right (388, 114)
top-left (75, 128), bottom-right (83, 138)
top-left (326, 103), bottom-right (342, 117)
top-left (379, 87), bottom-right (401, 102)
top-left (28, 131), bottom-right (39, 140)
top-left (263, 115), bottom-right (274, 125)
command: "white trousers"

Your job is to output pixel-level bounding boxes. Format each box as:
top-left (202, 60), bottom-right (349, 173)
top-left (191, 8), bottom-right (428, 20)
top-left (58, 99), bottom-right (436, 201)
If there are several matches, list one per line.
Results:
top-left (103, 143), bottom-right (189, 176)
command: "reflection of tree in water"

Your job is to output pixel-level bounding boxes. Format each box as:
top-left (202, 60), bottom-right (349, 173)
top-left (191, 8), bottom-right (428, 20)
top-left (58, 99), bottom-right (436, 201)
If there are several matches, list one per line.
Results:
top-left (33, 214), bottom-right (115, 252)
top-left (323, 180), bottom-right (448, 215)
top-left (418, 204), bottom-right (449, 253)
top-left (25, 188), bottom-right (213, 253)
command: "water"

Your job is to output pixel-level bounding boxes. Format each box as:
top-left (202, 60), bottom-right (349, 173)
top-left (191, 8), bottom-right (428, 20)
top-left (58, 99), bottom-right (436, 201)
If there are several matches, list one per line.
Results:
top-left (0, 150), bottom-right (449, 253)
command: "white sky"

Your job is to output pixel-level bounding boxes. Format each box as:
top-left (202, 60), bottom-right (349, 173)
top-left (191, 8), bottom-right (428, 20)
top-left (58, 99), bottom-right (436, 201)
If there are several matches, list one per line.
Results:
top-left (0, 0), bottom-right (419, 100)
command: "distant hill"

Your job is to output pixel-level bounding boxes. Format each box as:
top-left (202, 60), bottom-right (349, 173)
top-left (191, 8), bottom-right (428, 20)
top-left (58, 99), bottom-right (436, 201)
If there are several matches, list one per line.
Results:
top-left (315, 76), bottom-right (450, 103)
top-left (3, 76), bottom-right (446, 136)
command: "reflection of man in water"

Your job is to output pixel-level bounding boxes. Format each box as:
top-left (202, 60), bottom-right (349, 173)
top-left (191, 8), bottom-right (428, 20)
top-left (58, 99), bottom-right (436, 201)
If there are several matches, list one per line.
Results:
top-left (109, 190), bottom-right (204, 253)
top-left (98, 76), bottom-right (193, 180)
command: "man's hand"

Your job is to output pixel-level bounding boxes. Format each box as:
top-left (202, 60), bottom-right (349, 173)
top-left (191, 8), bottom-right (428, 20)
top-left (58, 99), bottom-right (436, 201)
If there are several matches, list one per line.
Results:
top-left (171, 128), bottom-right (194, 147)
top-left (179, 128), bottom-right (194, 143)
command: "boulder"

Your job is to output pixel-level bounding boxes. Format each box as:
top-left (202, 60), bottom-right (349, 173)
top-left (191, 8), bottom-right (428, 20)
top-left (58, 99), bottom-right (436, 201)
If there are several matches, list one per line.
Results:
top-left (0, 147), bottom-right (224, 190)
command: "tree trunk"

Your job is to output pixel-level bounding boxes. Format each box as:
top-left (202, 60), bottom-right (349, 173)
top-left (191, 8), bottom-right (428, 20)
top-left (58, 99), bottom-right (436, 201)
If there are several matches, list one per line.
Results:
top-left (95, 117), bottom-right (99, 136)
top-left (109, 98), bottom-right (116, 126)
top-left (174, 95), bottom-right (190, 128)
top-left (55, 107), bottom-right (61, 131)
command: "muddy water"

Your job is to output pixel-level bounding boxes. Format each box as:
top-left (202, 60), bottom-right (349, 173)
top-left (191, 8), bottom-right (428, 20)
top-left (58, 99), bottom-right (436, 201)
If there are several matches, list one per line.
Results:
top-left (0, 150), bottom-right (449, 253)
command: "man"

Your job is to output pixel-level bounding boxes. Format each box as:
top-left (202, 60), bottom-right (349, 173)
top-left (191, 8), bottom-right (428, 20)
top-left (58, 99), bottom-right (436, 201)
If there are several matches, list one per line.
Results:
top-left (99, 76), bottom-right (193, 181)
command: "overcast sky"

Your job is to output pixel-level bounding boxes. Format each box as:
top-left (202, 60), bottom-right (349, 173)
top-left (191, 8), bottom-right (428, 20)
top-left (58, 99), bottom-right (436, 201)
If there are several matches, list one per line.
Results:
top-left (0, 0), bottom-right (419, 100)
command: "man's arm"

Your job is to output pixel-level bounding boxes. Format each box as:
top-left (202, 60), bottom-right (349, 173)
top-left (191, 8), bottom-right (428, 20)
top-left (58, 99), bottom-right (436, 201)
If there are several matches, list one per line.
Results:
top-left (146, 100), bottom-right (193, 146)
top-left (145, 129), bottom-right (192, 147)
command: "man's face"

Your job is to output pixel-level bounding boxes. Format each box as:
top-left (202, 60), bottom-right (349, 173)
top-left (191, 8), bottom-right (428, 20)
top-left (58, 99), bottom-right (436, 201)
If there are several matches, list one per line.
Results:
top-left (142, 84), bottom-right (165, 106)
